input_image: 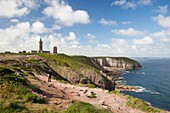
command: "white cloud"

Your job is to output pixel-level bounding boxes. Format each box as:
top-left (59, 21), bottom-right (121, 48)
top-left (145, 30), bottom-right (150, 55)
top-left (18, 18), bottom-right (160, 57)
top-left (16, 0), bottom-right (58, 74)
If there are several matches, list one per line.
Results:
top-left (150, 30), bottom-right (170, 42)
top-left (0, 20), bottom-right (170, 57)
top-left (0, 21), bottom-right (80, 53)
top-left (109, 38), bottom-right (130, 53)
top-left (10, 19), bottom-right (20, 23)
top-left (0, 22), bottom-right (32, 51)
top-left (43, 0), bottom-right (90, 26)
top-left (66, 32), bottom-right (77, 41)
top-left (0, 0), bottom-right (28, 18)
top-left (51, 24), bottom-right (61, 30)
top-left (22, 0), bottom-right (39, 9)
top-left (111, 38), bottom-right (128, 45)
top-left (0, 22), bottom-right (30, 40)
top-left (85, 33), bottom-right (99, 44)
top-left (111, 0), bottom-right (126, 6)
top-left (153, 15), bottom-right (170, 29)
top-left (121, 21), bottom-right (131, 25)
top-left (31, 21), bottom-right (48, 34)
top-left (138, 0), bottom-right (151, 6)
top-left (111, 0), bottom-right (152, 9)
top-left (111, 0), bottom-right (136, 9)
top-left (43, 32), bottom-right (80, 53)
top-left (132, 36), bottom-right (153, 45)
top-left (0, 0), bottom-right (38, 18)
top-left (98, 18), bottom-right (117, 26)
top-left (112, 27), bottom-right (146, 37)
top-left (154, 5), bottom-right (168, 15)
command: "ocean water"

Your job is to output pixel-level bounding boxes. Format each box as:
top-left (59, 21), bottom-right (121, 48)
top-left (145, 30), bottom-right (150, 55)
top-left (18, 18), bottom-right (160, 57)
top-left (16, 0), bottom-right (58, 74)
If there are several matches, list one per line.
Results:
top-left (120, 58), bottom-right (170, 111)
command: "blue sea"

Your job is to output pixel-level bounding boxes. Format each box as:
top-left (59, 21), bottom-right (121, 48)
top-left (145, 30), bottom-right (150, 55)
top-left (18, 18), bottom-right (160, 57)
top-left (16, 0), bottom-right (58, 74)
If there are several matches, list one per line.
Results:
top-left (120, 58), bottom-right (170, 111)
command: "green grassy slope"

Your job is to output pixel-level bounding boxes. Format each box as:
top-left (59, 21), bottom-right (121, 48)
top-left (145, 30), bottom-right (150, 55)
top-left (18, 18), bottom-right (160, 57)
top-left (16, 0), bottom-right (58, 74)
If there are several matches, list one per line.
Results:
top-left (0, 66), bottom-right (110, 113)
top-left (39, 53), bottom-right (97, 70)
top-left (0, 67), bottom-right (52, 113)
top-left (63, 102), bottom-right (112, 113)
top-left (70, 55), bottom-right (104, 70)
top-left (38, 53), bottom-right (107, 89)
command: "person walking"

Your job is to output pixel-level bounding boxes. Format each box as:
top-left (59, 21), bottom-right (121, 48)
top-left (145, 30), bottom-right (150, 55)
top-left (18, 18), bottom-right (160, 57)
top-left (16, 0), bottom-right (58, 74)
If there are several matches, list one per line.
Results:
top-left (48, 69), bottom-right (52, 82)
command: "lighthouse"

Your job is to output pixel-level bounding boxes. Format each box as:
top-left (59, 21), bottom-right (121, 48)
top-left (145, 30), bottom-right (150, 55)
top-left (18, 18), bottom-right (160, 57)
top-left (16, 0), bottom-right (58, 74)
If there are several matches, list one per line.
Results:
top-left (39, 38), bottom-right (43, 53)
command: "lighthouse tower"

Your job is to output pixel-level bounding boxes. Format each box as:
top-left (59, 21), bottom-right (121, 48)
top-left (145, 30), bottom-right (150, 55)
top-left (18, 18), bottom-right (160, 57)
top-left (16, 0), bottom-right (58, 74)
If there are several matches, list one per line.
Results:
top-left (39, 38), bottom-right (43, 53)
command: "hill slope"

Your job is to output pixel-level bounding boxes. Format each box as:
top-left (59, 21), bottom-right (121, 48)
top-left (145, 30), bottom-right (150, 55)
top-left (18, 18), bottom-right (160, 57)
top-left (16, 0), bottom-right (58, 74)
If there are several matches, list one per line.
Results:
top-left (1, 53), bottom-right (166, 113)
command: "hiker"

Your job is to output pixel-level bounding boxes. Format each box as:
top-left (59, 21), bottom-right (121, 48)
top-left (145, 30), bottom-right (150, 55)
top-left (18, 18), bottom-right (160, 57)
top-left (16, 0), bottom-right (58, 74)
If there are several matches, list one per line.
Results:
top-left (48, 69), bottom-right (52, 82)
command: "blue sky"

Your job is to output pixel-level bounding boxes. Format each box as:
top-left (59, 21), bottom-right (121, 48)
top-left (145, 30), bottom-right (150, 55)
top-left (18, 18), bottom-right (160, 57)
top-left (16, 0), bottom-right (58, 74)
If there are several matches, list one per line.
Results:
top-left (0, 0), bottom-right (170, 57)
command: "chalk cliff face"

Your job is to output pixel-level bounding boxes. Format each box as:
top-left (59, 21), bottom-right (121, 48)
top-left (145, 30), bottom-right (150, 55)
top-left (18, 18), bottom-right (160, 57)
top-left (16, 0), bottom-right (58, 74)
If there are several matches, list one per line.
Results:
top-left (39, 54), bottom-right (142, 91)
top-left (94, 57), bottom-right (141, 70)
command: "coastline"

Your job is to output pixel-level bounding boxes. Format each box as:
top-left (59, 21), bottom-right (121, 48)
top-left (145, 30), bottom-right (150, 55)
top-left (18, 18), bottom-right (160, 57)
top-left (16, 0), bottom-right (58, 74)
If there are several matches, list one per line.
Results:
top-left (104, 66), bottom-right (143, 92)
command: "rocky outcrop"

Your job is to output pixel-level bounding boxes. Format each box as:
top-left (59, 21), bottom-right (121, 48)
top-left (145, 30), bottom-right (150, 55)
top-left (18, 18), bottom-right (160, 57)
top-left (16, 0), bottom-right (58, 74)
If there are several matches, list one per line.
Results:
top-left (94, 57), bottom-right (142, 70)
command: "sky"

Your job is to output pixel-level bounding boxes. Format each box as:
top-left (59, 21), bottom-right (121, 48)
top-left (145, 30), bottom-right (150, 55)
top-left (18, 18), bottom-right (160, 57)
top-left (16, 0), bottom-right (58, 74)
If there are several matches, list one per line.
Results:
top-left (0, 0), bottom-right (170, 57)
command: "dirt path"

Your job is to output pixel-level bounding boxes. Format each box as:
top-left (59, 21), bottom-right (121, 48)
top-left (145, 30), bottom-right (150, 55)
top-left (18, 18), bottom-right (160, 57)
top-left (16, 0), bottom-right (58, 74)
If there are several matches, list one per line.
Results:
top-left (27, 74), bottom-right (146, 113)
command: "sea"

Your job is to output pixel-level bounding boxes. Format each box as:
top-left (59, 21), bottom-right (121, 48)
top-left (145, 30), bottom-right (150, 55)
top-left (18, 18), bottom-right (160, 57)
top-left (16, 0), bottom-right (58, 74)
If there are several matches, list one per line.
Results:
top-left (119, 57), bottom-right (170, 111)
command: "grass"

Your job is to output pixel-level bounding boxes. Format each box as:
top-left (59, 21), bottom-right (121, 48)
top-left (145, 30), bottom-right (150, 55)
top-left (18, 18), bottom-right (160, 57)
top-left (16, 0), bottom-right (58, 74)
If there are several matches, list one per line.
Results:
top-left (29, 84), bottom-right (43, 94)
top-left (38, 53), bottom-right (96, 71)
top-left (126, 96), bottom-right (161, 113)
top-left (109, 90), bottom-right (161, 113)
top-left (87, 92), bottom-right (97, 98)
top-left (0, 67), bottom-right (14, 75)
top-left (70, 55), bottom-right (102, 70)
top-left (59, 80), bottom-right (69, 84)
top-left (0, 67), bottom-right (50, 112)
top-left (62, 102), bottom-right (111, 113)
top-left (48, 84), bottom-right (54, 87)
top-left (109, 89), bottom-right (126, 96)
top-left (78, 84), bottom-right (97, 88)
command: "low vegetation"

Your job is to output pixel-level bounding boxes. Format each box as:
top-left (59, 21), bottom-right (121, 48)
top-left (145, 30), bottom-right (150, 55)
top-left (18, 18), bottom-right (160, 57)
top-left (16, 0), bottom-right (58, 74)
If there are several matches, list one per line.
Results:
top-left (62, 102), bottom-right (111, 113)
top-left (78, 83), bottom-right (97, 88)
top-left (1, 53), bottom-right (163, 113)
top-left (109, 90), bottom-right (161, 113)
top-left (87, 92), bottom-right (97, 98)
top-left (0, 67), bottom-right (55, 112)
top-left (39, 53), bottom-right (94, 70)
top-left (126, 96), bottom-right (161, 113)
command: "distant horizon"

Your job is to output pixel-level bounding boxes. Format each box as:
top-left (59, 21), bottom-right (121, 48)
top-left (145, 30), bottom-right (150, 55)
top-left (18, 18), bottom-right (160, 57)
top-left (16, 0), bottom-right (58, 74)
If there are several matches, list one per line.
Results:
top-left (1, 52), bottom-right (170, 58)
top-left (0, 0), bottom-right (170, 57)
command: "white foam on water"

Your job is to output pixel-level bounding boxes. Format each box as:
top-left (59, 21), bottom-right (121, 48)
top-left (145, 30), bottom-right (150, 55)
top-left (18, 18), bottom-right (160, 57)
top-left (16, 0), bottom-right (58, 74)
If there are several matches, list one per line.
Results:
top-left (134, 86), bottom-right (146, 92)
top-left (125, 71), bottom-right (130, 73)
top-left (134, 86), bottom-right (160, 94)
top-left (142, 72), bottom-right (146, 75)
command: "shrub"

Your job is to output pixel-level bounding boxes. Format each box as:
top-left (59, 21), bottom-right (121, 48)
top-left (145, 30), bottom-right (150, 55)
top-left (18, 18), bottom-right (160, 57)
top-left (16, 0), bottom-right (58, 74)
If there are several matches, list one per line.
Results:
top-left (26, 93), bottom-right (46, 104)
top-left (0, 67), bottom-right (14, 75)
top-left (48, 84), bottom-right (54, 87)
top-left (29, 84), bottom-right (43, 94)
top-left (78, 84), bottom-right (97, 88)
top-left (87, 84), bottom-right (97, 88)
top-left (87, 92), bottom-right (97, 98)
top-left (9, 101), bottom-right (25, 111)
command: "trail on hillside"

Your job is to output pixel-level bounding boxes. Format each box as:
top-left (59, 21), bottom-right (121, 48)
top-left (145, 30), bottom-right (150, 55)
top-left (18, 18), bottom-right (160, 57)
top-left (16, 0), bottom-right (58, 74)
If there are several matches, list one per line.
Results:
top-left (28, 74), bottom-right (146, 113)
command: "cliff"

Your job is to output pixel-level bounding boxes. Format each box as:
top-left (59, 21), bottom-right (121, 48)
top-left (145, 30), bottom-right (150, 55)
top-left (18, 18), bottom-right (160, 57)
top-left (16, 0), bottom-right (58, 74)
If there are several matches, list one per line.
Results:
top-left (1, 53), bottom-right (166, 113)
top-left (94, 57), bottom-right (142, 70)
top-left (0, 53), bottom-right (141, 91)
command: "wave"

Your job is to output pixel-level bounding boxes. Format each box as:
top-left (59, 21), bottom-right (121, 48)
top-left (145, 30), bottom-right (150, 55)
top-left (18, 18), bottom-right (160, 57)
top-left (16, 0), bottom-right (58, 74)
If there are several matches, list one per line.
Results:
top-left (142, 72), bottom-right (146, 75)
top-left (134, 86), bottom-right (160, 94)
top-left (122, 71), bottom-right (146, 75)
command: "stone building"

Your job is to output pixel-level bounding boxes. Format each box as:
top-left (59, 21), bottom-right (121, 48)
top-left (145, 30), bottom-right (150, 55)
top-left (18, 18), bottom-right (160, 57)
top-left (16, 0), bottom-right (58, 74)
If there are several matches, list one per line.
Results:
top-left (53, 46), bottom-right (57, 54)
